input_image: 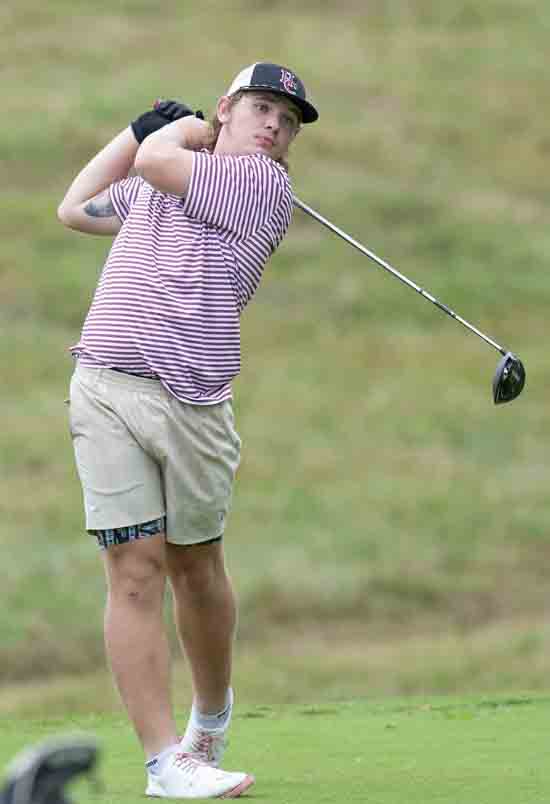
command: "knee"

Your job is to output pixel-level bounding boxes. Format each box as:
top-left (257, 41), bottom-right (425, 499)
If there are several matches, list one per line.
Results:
top-left (168, 543), bottom-right (227, 596)
top-left (106, 549), bottom-right (166, 609)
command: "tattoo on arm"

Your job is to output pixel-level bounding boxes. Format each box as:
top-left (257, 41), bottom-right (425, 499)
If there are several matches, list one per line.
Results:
top-left (84, 190), bottom-right (117, 218)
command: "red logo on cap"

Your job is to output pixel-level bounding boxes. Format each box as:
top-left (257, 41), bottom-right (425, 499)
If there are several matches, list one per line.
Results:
top-left (280, 69), bottom-right (298, 95)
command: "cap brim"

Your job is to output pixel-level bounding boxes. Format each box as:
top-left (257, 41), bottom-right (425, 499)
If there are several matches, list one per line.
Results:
top-left (237, 85), bottom-right (318, 123)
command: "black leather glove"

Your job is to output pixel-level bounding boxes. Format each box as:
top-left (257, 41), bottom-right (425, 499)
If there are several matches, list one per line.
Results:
top-left (131, 99), bottom-right (205, 144)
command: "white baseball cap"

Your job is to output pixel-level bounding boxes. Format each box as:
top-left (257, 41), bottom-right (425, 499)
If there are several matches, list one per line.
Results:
top-left (225, 62), bottom-right (319, 123)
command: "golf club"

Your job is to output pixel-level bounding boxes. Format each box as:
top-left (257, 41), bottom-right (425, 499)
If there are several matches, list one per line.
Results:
top-left (294, 196), bottom-right (526, 405)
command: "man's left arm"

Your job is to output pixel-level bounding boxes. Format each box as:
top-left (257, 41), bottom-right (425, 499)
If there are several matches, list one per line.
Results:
top-left (134, 116), bottom-right (214, 196)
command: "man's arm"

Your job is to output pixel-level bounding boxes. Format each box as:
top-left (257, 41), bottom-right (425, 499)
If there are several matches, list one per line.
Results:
top-left (57, 127), bottom-right (138, 235)
top-left (134, 116), bottom-right (213, 196)
top-left (58, 100), bottom-right (203, 234)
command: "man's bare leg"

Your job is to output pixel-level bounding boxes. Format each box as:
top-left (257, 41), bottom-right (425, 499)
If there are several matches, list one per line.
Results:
top-left (102, 533), bottom-right (178, 756)
top-left (166, 540), bottom-right (236, 715)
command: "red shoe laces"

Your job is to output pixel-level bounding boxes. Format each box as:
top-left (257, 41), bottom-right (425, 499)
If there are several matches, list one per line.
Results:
top-left (192, 733), bottom-right (217, 760)
top-left (173, 752), bottom-right (199, 774)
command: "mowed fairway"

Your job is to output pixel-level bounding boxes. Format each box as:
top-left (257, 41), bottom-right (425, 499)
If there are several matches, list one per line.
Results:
top-left (1, 697), bottom-right (549, 803)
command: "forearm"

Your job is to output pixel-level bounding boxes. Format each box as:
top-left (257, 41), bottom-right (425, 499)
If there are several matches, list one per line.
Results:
top-left (135, 117), bottom-right (210, 196)
top-left (59, 127), bottom-right (139, 210)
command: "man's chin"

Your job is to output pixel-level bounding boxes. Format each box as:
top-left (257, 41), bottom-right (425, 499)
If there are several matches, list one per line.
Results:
top-left (253, 145), bottom-right (277, 159)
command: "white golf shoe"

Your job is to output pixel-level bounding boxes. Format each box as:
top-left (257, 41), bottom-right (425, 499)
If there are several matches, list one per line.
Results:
top-left (180, 689), bottom-right (233, 767)
top-left (179, 723), bottom-right (228, 768)
top-left (145, 751), bottom-right (254, 799)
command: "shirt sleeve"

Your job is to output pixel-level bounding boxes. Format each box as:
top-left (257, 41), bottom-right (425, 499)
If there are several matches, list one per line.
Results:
top-left (108, 175), bottom-right (144, 222)
top-left (182, 153), bottom-right (293, 242)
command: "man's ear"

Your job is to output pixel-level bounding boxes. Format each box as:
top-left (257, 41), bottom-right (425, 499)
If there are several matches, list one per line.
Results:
top-left (216, 96), bottom-right (233, 124)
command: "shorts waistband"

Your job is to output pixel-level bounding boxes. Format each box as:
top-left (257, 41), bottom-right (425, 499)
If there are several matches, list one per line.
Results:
top-left (74, 363), bottom-right (164, 394)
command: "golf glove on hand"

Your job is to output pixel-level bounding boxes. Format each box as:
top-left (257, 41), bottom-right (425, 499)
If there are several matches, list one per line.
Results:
top-left (131, 99), bottom-right (205, 143)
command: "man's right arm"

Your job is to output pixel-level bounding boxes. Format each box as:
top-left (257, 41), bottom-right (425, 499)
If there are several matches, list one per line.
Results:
top-left (58, 101), bottom-right (201, 235)
top-left (57, 127), bottom-right (139, 235)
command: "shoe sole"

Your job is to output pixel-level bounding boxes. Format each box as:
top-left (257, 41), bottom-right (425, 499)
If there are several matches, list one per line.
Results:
top-left (218, 774), bottom-right (255, 799)
top-left (146, 773), bottom-right (255, 799)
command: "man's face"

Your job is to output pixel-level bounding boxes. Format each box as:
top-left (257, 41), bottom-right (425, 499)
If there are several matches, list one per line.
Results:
top-left (216, 91), bottom-right (301, 161)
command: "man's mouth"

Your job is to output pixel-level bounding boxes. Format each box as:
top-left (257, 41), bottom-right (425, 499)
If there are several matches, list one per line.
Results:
top-left (256, 136), bottom-right (274, 148)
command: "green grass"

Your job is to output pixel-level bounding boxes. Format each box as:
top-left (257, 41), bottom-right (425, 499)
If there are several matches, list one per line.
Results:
top-left (2, 696), bottom-right (550, 803)
top-left (2, 0), bottom-right (550, 695)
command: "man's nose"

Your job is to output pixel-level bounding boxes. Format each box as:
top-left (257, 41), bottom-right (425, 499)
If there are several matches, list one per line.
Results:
top-left (265, 113), bottom-right (280, 132)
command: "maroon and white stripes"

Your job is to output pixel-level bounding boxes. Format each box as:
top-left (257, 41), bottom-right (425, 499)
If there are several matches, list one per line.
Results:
top-left (71, 153), bottom-right (293, 404)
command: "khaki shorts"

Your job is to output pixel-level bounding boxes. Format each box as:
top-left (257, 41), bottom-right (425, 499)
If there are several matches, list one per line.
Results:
top-left (69, 364), bottom-right (241, 546)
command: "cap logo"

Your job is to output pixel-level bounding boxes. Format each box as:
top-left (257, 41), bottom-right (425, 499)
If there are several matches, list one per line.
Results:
top-left (280, 68), bottom-right (298, 95)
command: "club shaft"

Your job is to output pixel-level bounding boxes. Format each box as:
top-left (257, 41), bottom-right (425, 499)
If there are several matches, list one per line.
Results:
top-left (293, 196), bottom-right (506, 356)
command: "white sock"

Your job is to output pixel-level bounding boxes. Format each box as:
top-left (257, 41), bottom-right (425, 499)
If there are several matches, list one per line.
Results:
top-left (191, 687), bottom-right (233, 731)
top-left (146, 742), bottom-right (180, 776)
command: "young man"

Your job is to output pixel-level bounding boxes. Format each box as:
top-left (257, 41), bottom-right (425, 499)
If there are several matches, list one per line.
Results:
top-left (57, 63), bottom-right (318, 799)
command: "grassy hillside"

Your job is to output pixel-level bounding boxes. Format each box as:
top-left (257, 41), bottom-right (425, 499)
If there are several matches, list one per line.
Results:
top-left (2, 1), bottom-right (550, 695)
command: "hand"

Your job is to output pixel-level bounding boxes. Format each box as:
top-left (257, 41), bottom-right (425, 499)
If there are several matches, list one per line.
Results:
top-left (131, 99), bottom-right (204, 144)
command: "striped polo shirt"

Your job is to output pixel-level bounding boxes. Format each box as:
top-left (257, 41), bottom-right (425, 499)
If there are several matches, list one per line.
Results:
top-left (71, 152), bottom-right (293, 404)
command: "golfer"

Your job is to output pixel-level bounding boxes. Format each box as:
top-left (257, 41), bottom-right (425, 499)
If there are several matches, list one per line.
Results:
top-left (57, 62), bottom-right (318, 799)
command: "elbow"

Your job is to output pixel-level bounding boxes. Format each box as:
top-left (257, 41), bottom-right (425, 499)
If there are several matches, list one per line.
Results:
top-left (134, 145), bottom-right (154, 180)
top-left (134, 144), bottom-right (190, 196)
top-left (134, 146), bottom-right (164, 186)
top-left (57, 200), bottom-right (74, 228)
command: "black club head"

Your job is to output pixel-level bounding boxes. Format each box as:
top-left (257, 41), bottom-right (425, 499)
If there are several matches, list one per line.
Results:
top-left (493, 352), bottom-right (526, 405)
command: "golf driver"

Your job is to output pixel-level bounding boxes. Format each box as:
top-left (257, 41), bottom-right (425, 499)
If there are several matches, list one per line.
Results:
top-left (294, 196), bottom-right (526, 405)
